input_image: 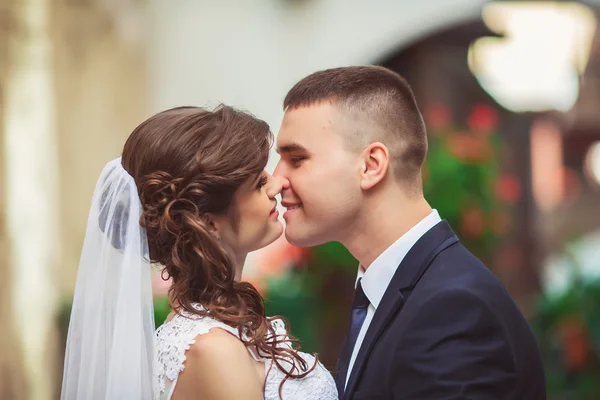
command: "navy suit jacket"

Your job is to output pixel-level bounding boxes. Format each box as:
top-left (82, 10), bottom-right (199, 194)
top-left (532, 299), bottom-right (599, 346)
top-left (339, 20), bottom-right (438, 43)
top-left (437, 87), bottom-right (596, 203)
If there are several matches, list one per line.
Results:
top-left (335, 221), bottom-right (546, 399)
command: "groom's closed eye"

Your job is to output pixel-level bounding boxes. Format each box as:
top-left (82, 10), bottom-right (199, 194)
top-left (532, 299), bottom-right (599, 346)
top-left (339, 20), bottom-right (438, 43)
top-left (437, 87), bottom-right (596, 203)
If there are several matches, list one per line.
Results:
top-left (290, 156), bottom-right (306, 167)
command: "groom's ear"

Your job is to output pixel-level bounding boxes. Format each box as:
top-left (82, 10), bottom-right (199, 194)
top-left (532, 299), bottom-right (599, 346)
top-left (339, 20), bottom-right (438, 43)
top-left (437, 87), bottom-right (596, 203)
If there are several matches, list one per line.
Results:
top-left (359, 142), bottom-right (390, 190)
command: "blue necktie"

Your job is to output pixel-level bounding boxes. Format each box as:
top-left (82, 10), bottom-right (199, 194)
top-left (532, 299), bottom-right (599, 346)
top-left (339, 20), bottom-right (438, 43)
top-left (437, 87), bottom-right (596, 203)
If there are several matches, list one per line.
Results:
top-left (336, 278), bottom-right (370, 395)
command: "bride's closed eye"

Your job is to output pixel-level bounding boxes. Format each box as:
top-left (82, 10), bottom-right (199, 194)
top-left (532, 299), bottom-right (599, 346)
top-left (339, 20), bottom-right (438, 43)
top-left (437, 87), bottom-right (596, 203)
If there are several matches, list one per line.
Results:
top-left (256, 174), bottom-right (268, 190)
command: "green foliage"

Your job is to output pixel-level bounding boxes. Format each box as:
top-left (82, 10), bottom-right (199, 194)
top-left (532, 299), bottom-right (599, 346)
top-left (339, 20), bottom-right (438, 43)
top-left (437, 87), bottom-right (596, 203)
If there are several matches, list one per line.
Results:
top-left (311, 241), bottom-right (357, 273)
top-left (422, 104), bottom-right (511, 261)
top-left (532, 276), bottom-right (600, 399)
top-left (154, 296), bottom-right (171, 328)
top-left (264, 271), bottom-right (319, 353)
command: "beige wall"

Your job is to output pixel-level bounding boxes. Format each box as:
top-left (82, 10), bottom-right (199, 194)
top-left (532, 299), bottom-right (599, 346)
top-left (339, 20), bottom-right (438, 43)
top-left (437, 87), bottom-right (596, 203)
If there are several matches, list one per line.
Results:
top-left (52, 1), bottom-right (149, 295)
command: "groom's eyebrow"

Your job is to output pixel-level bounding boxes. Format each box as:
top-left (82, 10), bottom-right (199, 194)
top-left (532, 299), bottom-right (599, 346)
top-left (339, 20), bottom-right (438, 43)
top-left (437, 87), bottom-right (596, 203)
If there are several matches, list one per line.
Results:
top-left (276, 142), bottom-right (308, 154)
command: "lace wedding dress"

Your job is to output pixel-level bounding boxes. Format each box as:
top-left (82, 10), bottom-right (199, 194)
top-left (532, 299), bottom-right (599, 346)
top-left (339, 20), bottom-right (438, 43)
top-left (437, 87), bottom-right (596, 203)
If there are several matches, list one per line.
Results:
top-left (154, 305), bottom-right (338, 400)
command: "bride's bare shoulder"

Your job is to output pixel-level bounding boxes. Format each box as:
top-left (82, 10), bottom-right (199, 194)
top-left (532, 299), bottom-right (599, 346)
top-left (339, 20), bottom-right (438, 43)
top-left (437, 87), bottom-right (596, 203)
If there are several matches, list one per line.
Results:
top-left (171, 328), bottom-right (263, 400)
top-left (187, 328), bottom-right (245, 360)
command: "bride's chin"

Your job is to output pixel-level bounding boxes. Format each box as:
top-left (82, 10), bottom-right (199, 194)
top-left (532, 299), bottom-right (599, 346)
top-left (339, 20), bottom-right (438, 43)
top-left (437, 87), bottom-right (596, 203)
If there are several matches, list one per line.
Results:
top-left (248, 223), bottom-right (284, 252)
top-left (264, 224), bottom-right (284, 247)
top-left (270, 223), bottom-right (284, 241)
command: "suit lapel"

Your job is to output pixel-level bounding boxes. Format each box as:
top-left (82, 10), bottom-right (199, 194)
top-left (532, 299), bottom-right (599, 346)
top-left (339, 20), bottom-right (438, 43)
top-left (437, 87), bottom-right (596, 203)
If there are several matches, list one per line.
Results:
top-left (343, 287), bottom-right (404, 399)
top-left (335, 337), bottom-right (352, 395)
top-left (343, 221), bottom-right (459, 398)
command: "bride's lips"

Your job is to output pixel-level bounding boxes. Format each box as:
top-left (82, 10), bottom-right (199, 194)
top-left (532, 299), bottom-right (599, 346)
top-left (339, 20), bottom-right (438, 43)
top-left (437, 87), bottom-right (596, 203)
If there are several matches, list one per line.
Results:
top-left (269, 203), bottom-right (279, 219)
top-left (281, 201), bottom-right (302, 219)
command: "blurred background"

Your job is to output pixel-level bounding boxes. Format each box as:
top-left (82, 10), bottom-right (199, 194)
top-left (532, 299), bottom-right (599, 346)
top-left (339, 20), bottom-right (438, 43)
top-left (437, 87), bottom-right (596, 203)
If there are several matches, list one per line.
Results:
top-left (2, 0), bottom-right (600, 398)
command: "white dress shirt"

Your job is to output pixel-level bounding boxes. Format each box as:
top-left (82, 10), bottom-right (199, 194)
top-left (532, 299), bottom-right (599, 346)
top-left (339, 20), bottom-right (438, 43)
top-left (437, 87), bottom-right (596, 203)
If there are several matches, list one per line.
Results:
top-left (344, 210), bottom-right (442, 389)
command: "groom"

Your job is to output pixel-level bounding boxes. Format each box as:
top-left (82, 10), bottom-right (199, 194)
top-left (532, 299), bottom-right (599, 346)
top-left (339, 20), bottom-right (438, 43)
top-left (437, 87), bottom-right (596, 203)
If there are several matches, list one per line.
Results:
top-left (274, 66), bottom-right (546, 399)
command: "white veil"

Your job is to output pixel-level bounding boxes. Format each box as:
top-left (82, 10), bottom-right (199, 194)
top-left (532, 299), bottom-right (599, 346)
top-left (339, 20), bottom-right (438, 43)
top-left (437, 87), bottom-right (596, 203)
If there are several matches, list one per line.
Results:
top-left (61, 157), bottom-right (156, 399)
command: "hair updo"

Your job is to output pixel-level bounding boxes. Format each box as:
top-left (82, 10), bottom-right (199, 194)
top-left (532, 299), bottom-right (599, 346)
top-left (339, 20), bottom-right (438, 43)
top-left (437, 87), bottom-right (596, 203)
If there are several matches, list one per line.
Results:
top-left (121, 105), bottom-right (316, 395)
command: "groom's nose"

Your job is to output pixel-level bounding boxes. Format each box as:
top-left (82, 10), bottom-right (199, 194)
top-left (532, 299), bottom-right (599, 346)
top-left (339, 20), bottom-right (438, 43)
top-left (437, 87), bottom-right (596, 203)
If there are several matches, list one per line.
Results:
top-left (267, 174), bottom-right (284, 197)
top-left (273, 162), bottom-right (291, 189)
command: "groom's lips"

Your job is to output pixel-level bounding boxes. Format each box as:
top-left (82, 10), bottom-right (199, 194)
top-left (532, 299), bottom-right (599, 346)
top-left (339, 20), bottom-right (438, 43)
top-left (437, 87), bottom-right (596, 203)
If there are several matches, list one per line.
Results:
top-left (282, 201), bottom-right (302, 219)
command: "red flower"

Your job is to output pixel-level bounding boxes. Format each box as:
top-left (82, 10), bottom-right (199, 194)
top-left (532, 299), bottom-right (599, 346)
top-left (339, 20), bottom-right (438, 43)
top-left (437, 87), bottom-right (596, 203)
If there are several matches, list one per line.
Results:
top-left (495, 175), bottom-right (521, 204)
top-left (558, 316), bottom-right (591, 372)
top-left (256, 236), bottom-right (309, 276)
top-left (424, 103), bottom-right (452, 131)
top-left (446, 133), bottom-right (493, 163)
top-left (468, 104), bottom-right (498, 134)
top-left (460, 208), bottom-right (485, 239)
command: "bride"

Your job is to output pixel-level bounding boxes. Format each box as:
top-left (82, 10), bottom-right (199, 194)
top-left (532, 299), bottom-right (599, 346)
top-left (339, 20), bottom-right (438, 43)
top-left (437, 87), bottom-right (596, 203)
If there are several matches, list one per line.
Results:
top-left (60, 105), bottom-right (337, 399)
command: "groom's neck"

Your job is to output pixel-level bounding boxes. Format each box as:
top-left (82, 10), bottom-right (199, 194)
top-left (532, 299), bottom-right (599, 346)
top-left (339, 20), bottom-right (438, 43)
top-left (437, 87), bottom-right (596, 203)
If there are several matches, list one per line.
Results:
top-left (342, 195), bottom-right (432, 270)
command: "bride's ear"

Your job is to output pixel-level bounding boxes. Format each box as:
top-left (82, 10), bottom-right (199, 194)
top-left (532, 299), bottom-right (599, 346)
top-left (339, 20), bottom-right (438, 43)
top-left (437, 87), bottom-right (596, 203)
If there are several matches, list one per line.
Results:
top-left (202, 213), bottom-right (222, 241)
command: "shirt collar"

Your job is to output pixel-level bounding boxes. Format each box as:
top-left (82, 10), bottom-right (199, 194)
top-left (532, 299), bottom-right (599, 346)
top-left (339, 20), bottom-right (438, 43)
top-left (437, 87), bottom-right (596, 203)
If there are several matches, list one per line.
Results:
top-left (356, 210), bottom-right (442, 309)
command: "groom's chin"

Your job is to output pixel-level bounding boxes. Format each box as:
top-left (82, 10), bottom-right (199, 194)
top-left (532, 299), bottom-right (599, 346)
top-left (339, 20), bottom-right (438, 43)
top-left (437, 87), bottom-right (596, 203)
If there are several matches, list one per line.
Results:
top-left (284, 229), bottom-right (305, 248)
top-left (284, 229), bottom-right (321, 248)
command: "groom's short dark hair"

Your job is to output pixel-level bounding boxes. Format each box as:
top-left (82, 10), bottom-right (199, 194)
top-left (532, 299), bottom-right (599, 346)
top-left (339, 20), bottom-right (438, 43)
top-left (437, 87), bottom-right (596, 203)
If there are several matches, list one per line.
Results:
top-left (283, 66), bottom-right (427, 191)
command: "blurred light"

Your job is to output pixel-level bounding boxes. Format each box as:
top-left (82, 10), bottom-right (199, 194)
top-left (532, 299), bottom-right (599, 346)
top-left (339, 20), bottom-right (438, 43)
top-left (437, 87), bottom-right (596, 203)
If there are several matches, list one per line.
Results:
top-left (544, 230), bottom-right (600, 297)
top-left (530, 120), bottom-right (564, 212)
top-left (585, 141), bottom-right (600, 186)
top-left (468, 2), bottom-right (596, 112)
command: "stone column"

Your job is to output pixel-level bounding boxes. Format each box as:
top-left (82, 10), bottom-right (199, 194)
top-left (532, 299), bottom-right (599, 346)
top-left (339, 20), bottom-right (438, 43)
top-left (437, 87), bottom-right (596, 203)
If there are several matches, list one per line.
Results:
top-left (0, 2), bottom-right (29, 398)
top-left (2, 0), bottom-right (61, 399)
top-left (51, 0), bottom-right (148, 394)
top-left (52, 0), bottom-right (149, 296)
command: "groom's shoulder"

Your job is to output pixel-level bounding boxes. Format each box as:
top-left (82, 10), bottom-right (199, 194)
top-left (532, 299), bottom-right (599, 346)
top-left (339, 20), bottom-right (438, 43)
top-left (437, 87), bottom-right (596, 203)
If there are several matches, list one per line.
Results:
top-left (407, 244), bottom-right (537, 344)
top-left (429, 241), bottom-right (501, 282)
top-left (419, 242), bottom-right (513, 305)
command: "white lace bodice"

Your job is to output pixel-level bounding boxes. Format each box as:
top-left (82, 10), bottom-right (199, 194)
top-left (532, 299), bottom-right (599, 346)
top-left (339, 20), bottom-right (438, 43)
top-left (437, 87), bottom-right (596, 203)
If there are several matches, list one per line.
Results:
top-left (154, 305), bottom-right (337, 400)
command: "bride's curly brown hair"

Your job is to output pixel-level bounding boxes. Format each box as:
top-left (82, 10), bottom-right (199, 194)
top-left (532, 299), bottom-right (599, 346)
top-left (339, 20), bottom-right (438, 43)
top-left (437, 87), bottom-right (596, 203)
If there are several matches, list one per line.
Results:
top-left (121, 105), bottom-right (317, 396)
